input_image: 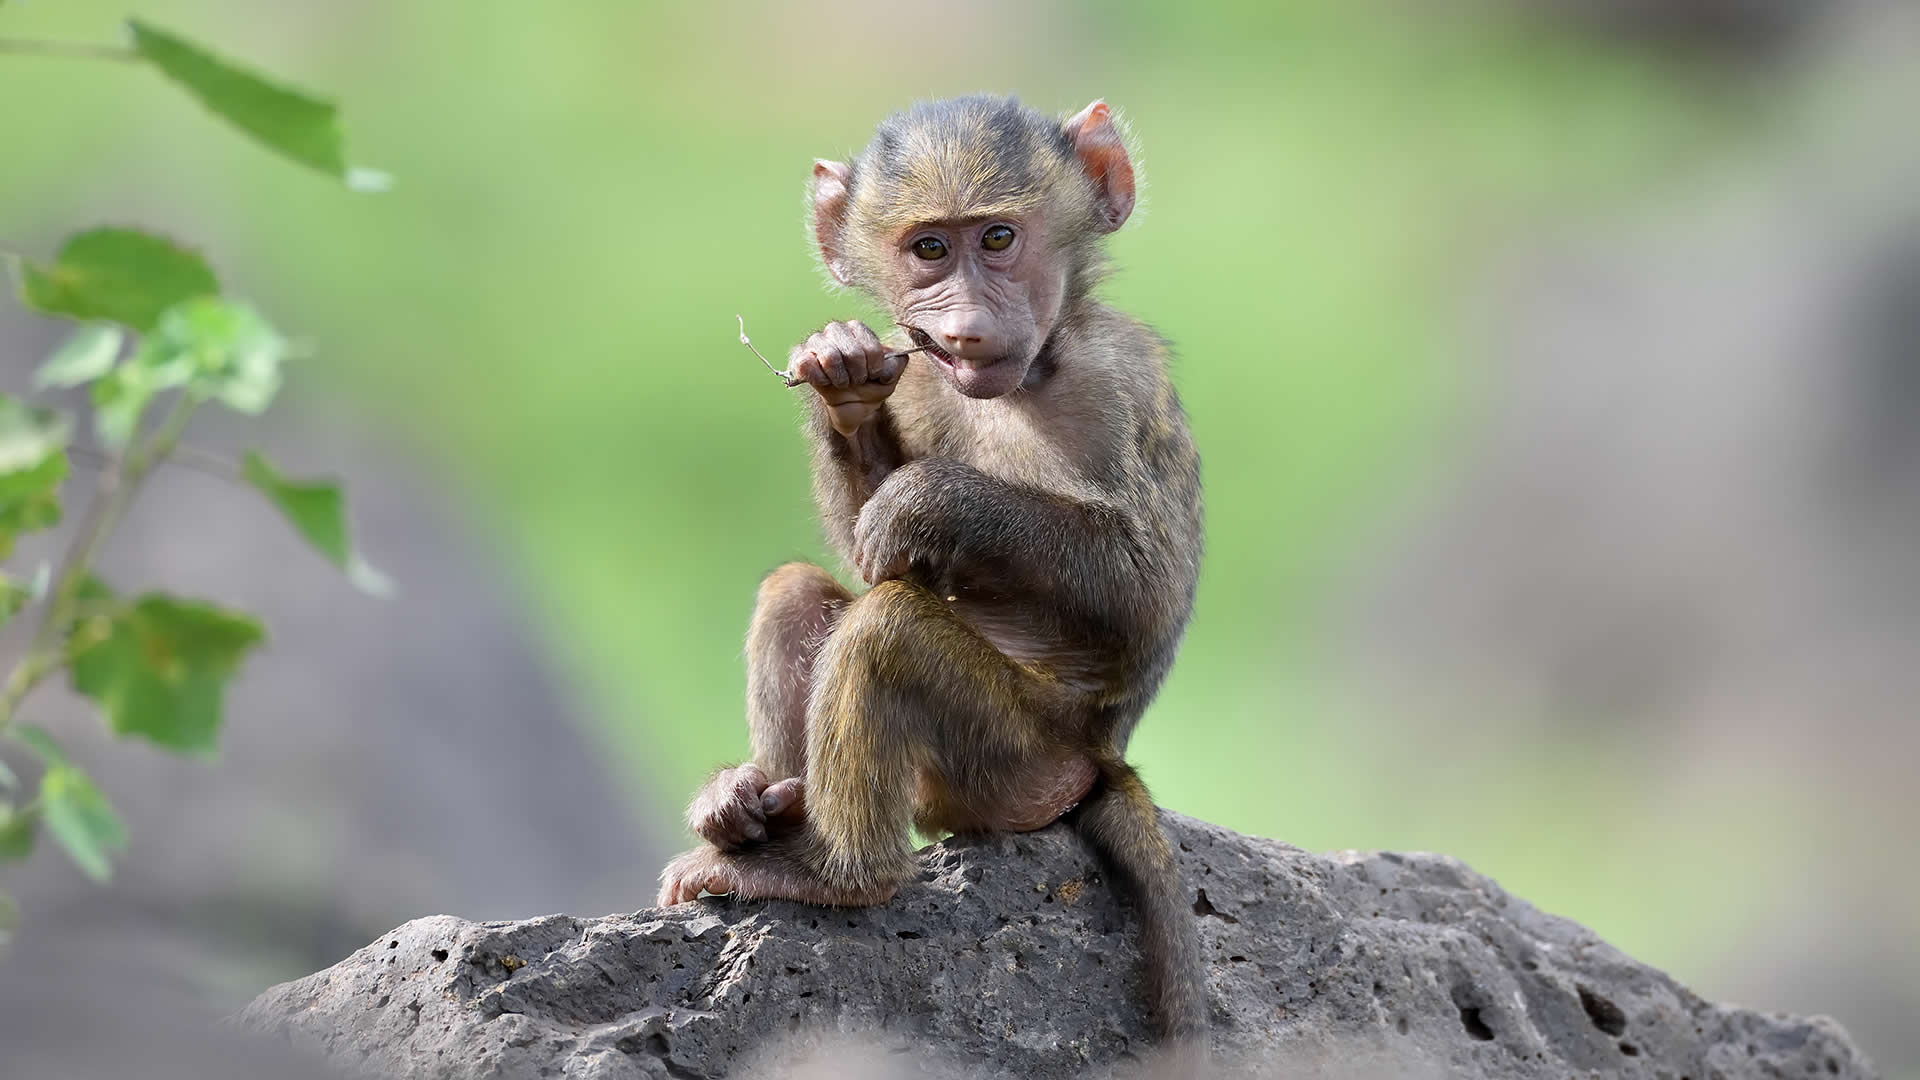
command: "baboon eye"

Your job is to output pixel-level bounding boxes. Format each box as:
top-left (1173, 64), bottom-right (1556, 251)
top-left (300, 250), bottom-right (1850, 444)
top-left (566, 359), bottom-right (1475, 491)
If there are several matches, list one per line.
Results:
top-left (981, 225), bottom-right (1016, 251)
top-left (911, 236), bottom-right (949, 260)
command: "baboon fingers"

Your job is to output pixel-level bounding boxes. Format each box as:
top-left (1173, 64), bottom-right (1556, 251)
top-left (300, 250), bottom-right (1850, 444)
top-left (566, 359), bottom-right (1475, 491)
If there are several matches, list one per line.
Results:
top-left (761, 777), bottom-right (806, 820)
top-left (656, 847), bottom-right (722, 906)
top-left (688, 763), bottom-right (773, 849)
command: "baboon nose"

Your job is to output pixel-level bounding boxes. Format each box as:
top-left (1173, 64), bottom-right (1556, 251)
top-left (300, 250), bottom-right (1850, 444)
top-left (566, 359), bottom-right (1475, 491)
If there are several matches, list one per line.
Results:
top-left (936, 312), bottom-right (999, 359)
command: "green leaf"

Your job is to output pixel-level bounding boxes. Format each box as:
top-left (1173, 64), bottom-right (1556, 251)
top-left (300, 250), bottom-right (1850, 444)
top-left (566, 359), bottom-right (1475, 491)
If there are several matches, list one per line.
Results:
top-left (91, 298), bottom-right (289, 446)
top-left (129, 20), bottom-right (372, 184)
top-left (0, 453), bottom-right (65, 514)
top-left (0, 397), bottom-right (70, 558)
top-left (242, 453), bottom-right (389, 594)
top-left (70, 592), bottom-right (265, 755)
top-left (0, 396), bottom-right (72, 477)
top-left (0, 572), bottom-right (33, 630)
top-left (0, 803), bottom-right (37, 860)
top-left (0, 456), bottom-right (65, 560)
top-left (69, 574), bottom-right (118, 629)
top-left (90, 369), bottom-right (156, 451)
top-left (40, 765), bottom-right (127, 883)
top-left (14, 724), bottom-right (68, 766)
top-left (35, 325), bottom-right (126, 390)
top-left (141, 298), bottom-right (286, 415)
top-left (19, 228), bottom-right (219, 333)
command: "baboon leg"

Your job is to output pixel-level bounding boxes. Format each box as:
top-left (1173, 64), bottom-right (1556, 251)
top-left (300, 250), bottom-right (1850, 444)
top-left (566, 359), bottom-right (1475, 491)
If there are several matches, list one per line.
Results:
top-left (661, 579), bottom-right (1079, 904)
top-left (682, 562), bottom-right (848, 850)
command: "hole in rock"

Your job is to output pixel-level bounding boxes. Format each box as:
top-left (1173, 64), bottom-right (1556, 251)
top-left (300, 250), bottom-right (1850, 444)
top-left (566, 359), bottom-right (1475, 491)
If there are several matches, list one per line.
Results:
top-left (1579, 985), bottom-right (1627, 1037)
top-left (1458, 1006), bottom-right (1494, 1041)
top-left (1191, 889), bottom-right (1239, 923)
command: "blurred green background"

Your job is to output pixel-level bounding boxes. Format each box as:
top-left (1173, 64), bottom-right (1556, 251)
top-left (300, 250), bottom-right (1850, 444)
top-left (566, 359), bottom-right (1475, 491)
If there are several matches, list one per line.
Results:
top-left (4, 0), bottom-right (1912, 1072)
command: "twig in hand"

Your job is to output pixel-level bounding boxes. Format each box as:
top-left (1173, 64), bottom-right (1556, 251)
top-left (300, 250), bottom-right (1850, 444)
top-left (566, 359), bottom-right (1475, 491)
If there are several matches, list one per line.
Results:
top-left (737, 314), bottom-right (789, 382)
top-left (736, 315), bottom-right (932, 389)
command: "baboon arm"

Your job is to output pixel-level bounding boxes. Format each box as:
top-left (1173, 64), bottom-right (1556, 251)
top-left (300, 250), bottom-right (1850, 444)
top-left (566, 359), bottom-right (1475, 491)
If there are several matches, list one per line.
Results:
top-left (856, 458), bottom-right (1152, 628)
top-left (807, 402), bottom-right (906, 556)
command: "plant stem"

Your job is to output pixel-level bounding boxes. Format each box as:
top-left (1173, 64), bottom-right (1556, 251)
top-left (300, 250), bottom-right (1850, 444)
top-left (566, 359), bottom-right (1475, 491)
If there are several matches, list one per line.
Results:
top-left (0, 396), bottom-right (199, 731)
top-left (66, 441), bottom-right (242, 484)
top-left (128, 394), bottom-right (200, 481)
top-left (0, 38), bottom-right (139, 63)
top-left (0, 653), bottom-right (57, 730)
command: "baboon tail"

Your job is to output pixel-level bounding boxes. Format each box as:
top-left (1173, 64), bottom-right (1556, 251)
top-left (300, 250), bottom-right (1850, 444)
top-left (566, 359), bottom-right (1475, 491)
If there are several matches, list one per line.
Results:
top-left (1069, 757), bottom-right (1209, 1046)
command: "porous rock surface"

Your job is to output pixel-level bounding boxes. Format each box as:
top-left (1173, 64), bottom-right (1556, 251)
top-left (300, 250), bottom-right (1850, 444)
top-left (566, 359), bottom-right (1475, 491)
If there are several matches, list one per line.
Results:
top-left (242, 813), bottom-right (1876, 1079)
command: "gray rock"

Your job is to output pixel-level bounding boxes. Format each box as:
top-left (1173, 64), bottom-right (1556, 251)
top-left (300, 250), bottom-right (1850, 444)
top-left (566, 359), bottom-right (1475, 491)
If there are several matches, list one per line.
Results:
top-left (241, 814), bottom-right (1876, 1079)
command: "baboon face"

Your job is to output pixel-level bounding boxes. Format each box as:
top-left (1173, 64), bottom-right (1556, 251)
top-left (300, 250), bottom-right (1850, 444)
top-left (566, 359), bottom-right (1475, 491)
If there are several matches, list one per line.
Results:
top-left (809, 96), bottom-right (1135, 399)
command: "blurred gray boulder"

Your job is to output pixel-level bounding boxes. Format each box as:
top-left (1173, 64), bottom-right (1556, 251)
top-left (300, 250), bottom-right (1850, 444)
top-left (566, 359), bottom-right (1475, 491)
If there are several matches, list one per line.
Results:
top-left (1513, 0), bottom-right (1848, 57)
top-left (1337, 16), bottom-right (1920, 1074)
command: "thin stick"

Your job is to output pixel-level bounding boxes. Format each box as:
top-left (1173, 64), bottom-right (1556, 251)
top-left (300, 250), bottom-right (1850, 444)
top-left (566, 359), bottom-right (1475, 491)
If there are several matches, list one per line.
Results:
top-left (736, 315), bottom-right (789, 382)
top-left (66, 441), bottom-right (241, 483)
top-left (736, 315), bottom-right (931, 389)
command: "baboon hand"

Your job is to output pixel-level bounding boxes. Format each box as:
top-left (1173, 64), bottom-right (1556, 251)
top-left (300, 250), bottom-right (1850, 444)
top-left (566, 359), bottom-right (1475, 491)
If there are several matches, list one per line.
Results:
top-left (788, 320), bottom-right (906, 436)
top-left (687, 763), bottom-right (771, 849)
top-left (851, 459), bottom-right (967, 585)
top-left (687, 764), bottom-right (808, 850)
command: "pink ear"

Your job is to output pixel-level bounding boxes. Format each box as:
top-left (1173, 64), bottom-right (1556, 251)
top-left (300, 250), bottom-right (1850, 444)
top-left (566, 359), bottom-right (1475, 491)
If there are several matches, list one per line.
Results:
top-left (812, 160), bottom-right (854, 285)
top-left (1065, 101), bottom-right (1135, 232)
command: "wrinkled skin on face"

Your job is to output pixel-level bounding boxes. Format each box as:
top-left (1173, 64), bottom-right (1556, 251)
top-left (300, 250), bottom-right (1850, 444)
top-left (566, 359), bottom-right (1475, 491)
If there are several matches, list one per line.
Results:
top-left (889, 214), bottom-right (1066, 399)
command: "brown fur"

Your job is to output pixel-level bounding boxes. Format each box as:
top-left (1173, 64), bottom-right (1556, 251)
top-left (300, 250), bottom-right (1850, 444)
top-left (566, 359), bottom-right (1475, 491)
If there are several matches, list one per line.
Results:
top-left (660, 95), bottom-right (1205, 1045)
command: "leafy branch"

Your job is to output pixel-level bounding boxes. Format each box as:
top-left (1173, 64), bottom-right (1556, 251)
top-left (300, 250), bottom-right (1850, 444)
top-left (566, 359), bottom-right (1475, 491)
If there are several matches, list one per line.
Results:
top-left (0, 20), bottom-right (385, 187)
top-left (0, 12), bottom-right (389, 939)
top-left (2, 393), bottom-right (195, 730)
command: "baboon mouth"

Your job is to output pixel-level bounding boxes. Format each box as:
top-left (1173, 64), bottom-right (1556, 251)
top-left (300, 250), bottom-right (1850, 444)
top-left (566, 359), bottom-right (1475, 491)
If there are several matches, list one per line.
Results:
top-left (907, 327), bottom-right (1007, 372)
top-left (907, 327), bottom-right (956, 365)
top-left (905, 326), bottom-right (1026, 399)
